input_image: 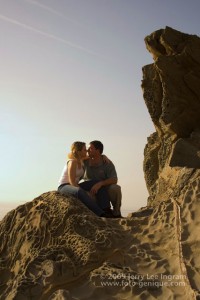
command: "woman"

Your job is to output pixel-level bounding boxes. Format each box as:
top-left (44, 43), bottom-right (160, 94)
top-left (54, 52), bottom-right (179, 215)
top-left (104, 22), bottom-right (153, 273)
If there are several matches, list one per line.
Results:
top-left (58, 141), bottom-right (111, 217)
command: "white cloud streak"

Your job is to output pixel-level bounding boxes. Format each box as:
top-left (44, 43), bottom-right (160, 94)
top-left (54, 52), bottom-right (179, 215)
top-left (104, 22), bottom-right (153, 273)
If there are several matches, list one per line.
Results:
top-left (23, 0), bottom-right (83, 26)
top-left (0, 14), bottom-right (99, 56)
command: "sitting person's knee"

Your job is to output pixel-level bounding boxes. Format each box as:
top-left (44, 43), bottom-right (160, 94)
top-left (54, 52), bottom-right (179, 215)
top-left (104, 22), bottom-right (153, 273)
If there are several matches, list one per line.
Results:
top-left (107, 184), bottom-right (121, 196)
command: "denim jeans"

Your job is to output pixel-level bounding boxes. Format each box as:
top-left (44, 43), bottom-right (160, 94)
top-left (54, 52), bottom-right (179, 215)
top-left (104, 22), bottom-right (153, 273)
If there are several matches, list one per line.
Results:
top-left (79, 180), bottom-right (110, 210)
top-left (58, 184), bottom-right (104, 216)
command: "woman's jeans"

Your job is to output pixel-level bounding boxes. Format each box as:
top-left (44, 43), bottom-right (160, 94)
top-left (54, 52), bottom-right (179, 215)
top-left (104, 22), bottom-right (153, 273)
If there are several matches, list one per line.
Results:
top-left (58, 181), bottom-right (110, 216)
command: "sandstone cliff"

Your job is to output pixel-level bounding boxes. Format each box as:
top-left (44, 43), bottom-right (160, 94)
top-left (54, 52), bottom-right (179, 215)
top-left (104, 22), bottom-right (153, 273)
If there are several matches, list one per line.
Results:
top-left (0, 27), bottom-right (200, 299)
top-left (142, 26), bottom-right (200, 298)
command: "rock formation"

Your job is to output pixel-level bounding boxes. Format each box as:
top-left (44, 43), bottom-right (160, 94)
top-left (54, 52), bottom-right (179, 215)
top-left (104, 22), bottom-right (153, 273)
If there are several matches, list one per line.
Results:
top-left (0, 192), bottom-right (195, 300)
top-left (1, 26), bottom-right (200, 299)
top-left (142, 26), bottom-right (200, 298)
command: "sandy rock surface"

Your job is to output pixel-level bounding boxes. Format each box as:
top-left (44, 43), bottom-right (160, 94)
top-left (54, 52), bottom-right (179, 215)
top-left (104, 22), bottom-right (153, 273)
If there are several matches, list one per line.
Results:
top-left (0, 192), bottom-right (195, 299)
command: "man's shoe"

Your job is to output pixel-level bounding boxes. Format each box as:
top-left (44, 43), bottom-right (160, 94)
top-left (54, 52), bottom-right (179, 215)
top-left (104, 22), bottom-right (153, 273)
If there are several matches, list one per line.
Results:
top-left (102, 208), bottom-right (114, 218)
top-left (112, 214), bottom-right (124, 219)
top-left (101, 212), bottom-right (113, 218)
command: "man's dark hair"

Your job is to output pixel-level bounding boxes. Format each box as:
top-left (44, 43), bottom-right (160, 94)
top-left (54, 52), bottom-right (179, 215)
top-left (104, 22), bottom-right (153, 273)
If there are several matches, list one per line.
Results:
top-left (90, 140), bottom-right (104, 154)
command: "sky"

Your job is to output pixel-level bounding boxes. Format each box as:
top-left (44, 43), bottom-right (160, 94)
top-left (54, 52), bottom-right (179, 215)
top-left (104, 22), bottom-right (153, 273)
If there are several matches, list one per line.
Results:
top-left (1, 0), bottom-right (200, 219)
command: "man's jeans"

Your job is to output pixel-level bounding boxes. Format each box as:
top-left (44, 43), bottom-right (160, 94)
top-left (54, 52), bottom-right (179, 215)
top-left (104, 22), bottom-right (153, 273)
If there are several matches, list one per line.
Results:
top-left (79, 180), bottom-right (111, 210)
top-left (80, 181), bottom-right (122, 217)
top-left (106, 184), bottom-right (122, 216)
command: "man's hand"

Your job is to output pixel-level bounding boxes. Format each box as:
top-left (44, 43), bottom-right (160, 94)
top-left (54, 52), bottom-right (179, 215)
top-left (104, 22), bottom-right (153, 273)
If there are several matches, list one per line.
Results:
top-left (90, 182), bottom-right (103, 195)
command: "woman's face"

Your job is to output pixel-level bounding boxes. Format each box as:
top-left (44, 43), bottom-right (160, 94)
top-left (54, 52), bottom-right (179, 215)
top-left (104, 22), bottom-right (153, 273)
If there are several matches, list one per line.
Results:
top-left (78, 145), bottom-right (87, 159)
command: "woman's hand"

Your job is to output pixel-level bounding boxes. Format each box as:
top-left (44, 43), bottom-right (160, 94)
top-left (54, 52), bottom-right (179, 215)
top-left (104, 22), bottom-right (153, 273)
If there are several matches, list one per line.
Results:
top-left (82, 156), bottom-right (89, 161)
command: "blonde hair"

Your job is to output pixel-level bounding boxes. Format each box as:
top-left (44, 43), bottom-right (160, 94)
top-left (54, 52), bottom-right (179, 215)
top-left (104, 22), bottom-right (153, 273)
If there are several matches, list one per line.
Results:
top-left (68, 141), bottom-right (85, 160)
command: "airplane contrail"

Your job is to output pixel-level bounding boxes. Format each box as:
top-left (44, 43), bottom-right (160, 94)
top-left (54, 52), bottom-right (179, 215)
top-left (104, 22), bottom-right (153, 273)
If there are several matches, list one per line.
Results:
top-left (23, 0), bottom-right (83, 26)
top-left (0, 14), bottom-right (99, 56)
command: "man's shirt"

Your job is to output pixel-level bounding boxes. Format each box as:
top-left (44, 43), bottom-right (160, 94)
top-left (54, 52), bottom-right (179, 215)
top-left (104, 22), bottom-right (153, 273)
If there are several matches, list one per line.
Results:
top-left (83, 159), bottom-right (118, 181)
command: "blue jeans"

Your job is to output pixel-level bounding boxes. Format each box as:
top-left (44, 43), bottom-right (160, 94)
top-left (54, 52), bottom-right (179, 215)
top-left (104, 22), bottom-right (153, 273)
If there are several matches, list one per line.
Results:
top-left (58, 184), bottom-right (104, 216)
top-left (79, 180), bottom-right (110, 210)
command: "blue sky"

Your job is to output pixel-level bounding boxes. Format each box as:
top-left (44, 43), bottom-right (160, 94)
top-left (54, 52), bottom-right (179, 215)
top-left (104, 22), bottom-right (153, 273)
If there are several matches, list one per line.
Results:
top-left (1, 0), bottom-right (200, 217)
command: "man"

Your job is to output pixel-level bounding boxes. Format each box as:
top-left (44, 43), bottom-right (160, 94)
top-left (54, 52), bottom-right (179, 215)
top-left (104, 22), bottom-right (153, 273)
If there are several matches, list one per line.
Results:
top-left (81, 140), bottom-right (122, 218)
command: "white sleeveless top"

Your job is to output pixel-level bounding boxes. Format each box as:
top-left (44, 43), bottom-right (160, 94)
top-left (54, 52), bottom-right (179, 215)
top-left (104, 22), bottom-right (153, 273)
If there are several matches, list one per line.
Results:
top-left (58, 159), bottom-right (84, 186)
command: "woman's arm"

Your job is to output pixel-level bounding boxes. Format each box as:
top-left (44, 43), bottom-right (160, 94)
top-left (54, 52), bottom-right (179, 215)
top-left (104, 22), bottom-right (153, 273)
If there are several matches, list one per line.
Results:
top-left (68, 160), bottom-right (79, 186)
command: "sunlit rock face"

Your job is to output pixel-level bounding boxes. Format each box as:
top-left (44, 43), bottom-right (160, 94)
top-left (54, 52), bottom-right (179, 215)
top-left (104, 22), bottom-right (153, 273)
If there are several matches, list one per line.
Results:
top-left (142, 26), bottom-right (200, 297)
top-left (1, 27), bottom-right (200, 300)
top-left (0, 192), bottom-right (132, 299)
top-left (0, 192), bottom-right (196, 300)
top-left (142, 26), bottom-right (200, 202)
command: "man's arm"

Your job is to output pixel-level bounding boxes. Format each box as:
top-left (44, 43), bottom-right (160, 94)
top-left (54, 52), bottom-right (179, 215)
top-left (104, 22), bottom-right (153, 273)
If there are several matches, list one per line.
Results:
top-left (90, 178), bottom-right (117, 195)
top-left (101, 177), bottom-right (117, 186)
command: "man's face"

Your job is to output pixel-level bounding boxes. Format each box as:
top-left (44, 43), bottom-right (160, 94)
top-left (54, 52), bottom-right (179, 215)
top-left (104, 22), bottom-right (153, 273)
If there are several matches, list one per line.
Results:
top-left (87, 143), bottom-right (97, 158)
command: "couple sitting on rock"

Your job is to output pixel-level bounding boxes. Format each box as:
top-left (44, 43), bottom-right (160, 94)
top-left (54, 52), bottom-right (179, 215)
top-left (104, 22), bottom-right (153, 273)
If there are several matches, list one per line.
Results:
top-left (58, 140), bottom-right (122, 218)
